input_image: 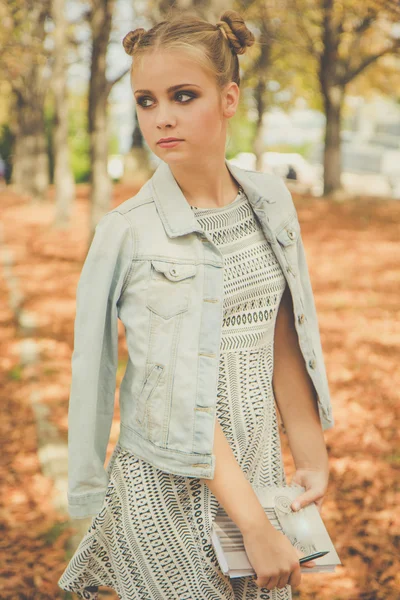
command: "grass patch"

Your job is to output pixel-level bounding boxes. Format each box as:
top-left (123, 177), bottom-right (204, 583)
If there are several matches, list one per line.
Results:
top-left (41, 521), bottom-right (69, 546)
top-left (8, 364), bottom-right (23, 380)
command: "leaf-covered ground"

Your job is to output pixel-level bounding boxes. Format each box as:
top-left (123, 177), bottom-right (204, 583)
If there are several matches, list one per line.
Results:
top-left (0, 185), bottom-right (399, 599)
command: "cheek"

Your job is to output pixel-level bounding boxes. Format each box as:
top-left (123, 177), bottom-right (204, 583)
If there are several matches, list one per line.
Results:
top-left (137, 111), bottom-right (151, 132)
top-left (189, 105), bottom-right (221, 136)
top-left (136, 113), bottom-right (159, 145)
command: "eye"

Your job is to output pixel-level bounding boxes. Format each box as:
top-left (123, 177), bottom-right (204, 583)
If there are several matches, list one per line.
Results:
top-left (176, 91), bottom-right (195, 103)
top-left (136, 90), bottom-right (196, 108)
top-left (137, 97), bottom-right (153, 108)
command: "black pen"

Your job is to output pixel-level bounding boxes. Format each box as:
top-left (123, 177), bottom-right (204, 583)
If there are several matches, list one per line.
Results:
top-left (299, 550), bottom-right (330, 564)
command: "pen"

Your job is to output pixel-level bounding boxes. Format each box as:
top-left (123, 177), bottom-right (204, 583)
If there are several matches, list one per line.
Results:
top-left (299, 550), bottom-right (330, 564)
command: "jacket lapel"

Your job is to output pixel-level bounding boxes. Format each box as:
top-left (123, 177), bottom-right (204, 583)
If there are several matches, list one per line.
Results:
top-left (150, 158), bottom-right (276, 239)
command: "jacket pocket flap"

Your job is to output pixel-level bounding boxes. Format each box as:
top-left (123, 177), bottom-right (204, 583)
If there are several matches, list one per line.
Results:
top-left (276, 216), bottom-right (301, 247)
top-left (151, 260), bottom-right (197, 281)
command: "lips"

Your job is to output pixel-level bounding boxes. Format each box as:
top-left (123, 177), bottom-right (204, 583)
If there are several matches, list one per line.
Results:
top-left (157, 138), bottom-right (183, 144)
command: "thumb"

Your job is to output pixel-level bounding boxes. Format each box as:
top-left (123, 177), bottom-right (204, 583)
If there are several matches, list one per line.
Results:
top-left (291, 490), bottom-right (316, 512)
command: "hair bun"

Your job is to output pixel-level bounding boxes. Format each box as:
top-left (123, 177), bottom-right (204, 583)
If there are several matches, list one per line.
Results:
top-left (217, 10), bottom-right (255, 55)
top-left (123, 28), bottom-right (146, 56)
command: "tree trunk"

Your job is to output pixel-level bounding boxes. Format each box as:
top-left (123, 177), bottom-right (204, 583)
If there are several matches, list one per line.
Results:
top-left (11, 85), bottom-right (49, 201)
top-left (52, 0), bottom-right (75, 227)
top-left (123, 111), bottom-right (151, 185)
top-left (319, 0), bottom-right (344, 197)
top-left (253, 77), bottom-right (268, 172)
top-left (9, 2), bottom-right (50, 201)
top-left (249, 9), bottom-right (271, 173)
top-left (88, 0), bottom-right (115, 239)
top-left (322, 84), bottom-right (344, 196)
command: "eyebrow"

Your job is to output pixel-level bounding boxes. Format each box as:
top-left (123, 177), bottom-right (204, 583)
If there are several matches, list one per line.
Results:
top-left (134, 83), bottom-right (201, 96)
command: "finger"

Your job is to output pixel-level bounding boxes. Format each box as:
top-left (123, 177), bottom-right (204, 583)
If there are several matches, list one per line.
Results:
top-left (291, 492), bottom-right (320, 511)
top-left (259, 577), bottom-right (277, 590)
top-left (295, 549), bottom-right (316, 568)
top-left (276, 574), bottom-right (290, 589)
top-left (302, 560), bottom-right (316, 568)
top-left (288, 568), bottom-right (301, 589)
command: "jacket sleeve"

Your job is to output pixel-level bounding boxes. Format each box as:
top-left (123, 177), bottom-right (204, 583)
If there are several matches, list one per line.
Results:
top-left (296, 228), bottom-right (334, 431)
top-left (67, 210), bottom-right (134, 518)
top-left (275, 175), bottom-right (334, 431)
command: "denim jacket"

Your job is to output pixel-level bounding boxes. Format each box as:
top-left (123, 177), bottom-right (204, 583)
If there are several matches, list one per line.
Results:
top-left (67, 158), bottom-right (334, 518)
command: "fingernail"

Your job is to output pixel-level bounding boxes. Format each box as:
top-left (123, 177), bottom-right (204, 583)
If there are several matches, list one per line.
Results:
top-left (292, 502), bottom-right (300, 511)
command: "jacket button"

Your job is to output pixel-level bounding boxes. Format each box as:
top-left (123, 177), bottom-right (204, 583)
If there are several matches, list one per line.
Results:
top-left (286, 266), bottom-right (296, 277)
top-left (298, 314), bottom-right (305, 324)
top-left (308, 358), bottom-right (316, 369)
top-left (287, 229), bottom-right (296, 240)
top-left (170, 267), bottom-right (178, 276)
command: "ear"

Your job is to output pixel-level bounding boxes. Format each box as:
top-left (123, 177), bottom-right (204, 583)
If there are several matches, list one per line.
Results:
top-left (222, 81), bottom-right (240, 119)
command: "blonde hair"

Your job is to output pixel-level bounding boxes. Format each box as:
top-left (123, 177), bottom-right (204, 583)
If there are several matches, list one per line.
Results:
top-left (122, 9), bottom-right (255, 91)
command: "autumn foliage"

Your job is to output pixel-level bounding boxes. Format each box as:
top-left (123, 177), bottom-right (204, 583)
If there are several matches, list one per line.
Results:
top-left (0, 184), bottom-right (399, 599)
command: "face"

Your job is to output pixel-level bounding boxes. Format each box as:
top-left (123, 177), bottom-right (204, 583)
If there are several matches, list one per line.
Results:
top-left (131, 51), bottom-right (239, 166)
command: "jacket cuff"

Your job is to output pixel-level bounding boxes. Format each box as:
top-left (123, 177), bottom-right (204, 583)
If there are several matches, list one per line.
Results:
top-left (67, 490), bottom-right (105, 519)
top-left (320, 414), bottom-right (335, 431)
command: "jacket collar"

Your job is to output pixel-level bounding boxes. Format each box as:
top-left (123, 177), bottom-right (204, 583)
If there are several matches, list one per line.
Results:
top-left (150, 158), bottom-right (275, 238)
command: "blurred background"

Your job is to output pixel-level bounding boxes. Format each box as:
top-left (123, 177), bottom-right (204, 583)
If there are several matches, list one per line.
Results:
top-left (0, 1), bottom-right (399, 599)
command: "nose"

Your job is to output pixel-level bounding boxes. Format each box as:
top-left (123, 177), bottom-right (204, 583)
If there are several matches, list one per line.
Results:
top-left (157, 122), bottom-right (173, 130)
top-left (156, 105), bottom-right (176, 129)
top-left (157, 118), bottom-right (174, 129)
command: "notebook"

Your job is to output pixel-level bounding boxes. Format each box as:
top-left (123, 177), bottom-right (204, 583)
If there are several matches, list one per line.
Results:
top-left (210, 483), bottom-right (342, 578)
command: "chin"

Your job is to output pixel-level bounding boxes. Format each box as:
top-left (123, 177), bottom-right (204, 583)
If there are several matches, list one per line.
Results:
top-left (153, 148), bottom-right (184, 160)
top-left (160, 155), bottom-right (190, 166)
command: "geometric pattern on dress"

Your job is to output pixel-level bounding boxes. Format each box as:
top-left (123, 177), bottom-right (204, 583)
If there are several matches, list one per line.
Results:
top-left (191, 190), bottom-right (287, 354)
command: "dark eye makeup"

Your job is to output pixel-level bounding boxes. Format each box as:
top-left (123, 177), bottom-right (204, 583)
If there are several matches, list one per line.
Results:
top-left (136, 91), bottom-right (196, 108)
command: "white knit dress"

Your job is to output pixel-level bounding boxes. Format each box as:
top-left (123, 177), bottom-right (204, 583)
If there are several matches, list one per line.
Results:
top-left (58, 187), bottom-right (291, 600)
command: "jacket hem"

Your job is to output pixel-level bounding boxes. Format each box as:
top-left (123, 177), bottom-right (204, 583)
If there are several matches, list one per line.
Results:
top-left (119, 423), bottom-right (216, 479)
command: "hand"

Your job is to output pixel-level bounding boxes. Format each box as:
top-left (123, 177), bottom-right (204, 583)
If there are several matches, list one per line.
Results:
top-left (243, 523), bottom-right (316, 591)
top-left (289, 466), bottom-right (330, 514)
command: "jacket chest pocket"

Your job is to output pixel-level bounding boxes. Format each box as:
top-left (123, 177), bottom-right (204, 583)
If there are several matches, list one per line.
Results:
top-left (146, 260), bottom-right (197, 320)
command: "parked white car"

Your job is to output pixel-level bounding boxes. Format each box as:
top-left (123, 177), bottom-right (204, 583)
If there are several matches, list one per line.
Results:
top-left (228, 152), bottom-right (258, 171)
top-left (230, 151), bottom-right (322, 195)
top-left (262, 152), bottom-right (318, 183)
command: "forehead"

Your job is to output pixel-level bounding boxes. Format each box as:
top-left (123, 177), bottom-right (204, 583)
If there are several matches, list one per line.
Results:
top-left (132, 51), bottom-right (211, 92)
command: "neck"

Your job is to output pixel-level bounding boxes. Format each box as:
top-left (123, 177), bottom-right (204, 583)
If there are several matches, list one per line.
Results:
top-left (166, 156), bottom-right (241, 209)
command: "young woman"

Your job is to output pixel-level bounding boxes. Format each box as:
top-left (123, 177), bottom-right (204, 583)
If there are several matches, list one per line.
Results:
top-left (58, 9), bottom-right (334, 600)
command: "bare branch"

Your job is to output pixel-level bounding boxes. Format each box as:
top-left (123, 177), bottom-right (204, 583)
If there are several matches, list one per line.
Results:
top-left (67, 8), bottom-right (91, 26)
top-left (339, 39), bottom-right (400, 85)
top-left (106, 67), bottom-right (130, 94)
top-left (289, 0), bottom-right (321, 60)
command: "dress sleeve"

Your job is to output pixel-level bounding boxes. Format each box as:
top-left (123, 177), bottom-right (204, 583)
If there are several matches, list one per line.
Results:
top-left (67, 210), bottom-right (134, 518)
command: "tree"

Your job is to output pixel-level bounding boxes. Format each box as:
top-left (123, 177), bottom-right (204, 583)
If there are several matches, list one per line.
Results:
top-left (51, 0), bottom-right (75, 226)
top-left (1, 0), bottom-right (51, 201)
top-left (235, 0), bottom-right (285, 171)
top-left (288, 0), bottom-right (400, 196)
top-left (87, 0), bottom-right (130, 238)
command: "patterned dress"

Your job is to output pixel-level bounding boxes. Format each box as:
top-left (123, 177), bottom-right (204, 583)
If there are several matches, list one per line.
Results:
top-left (58, 187), bottom-right (291, 600)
